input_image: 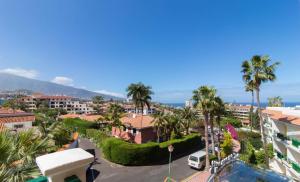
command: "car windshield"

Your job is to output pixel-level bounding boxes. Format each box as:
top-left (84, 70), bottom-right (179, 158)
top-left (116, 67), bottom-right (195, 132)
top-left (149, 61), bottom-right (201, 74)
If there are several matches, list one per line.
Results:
top-left (189, 156), bottom-right (198, 162)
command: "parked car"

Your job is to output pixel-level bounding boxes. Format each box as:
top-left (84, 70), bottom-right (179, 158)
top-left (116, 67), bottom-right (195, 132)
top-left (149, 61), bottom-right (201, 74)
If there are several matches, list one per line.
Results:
top-left (188, 150), bottom-right (206, 170)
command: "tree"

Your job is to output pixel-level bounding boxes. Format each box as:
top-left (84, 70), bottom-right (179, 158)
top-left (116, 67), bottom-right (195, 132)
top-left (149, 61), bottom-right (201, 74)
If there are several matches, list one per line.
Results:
top-left (193, 86), bottom-right (217, 171)
top-left (179, 107), bottom-right (197, 135)
top-left (241, 55), bottom-right (280, 168)
top-left (2, 98), bottom-right (28, 112)
top-left (92, 96), bottom-right (104, 114)
top-left (126, 82), bottom-right (153, 115)
top-left (245, 81), bottom-right (255, 131)
top-left (152, 111), bottom-right (167, 142)
top-left (268, 96), bottom-right (283, 107)
top-left (212, 96), bottom-right (226, 161)
top-left (221, 132), bottom-right (233, 158)
top-left (0, 130), bottom-right (48, 181)
top-left (105, 104), bottom-right (124, 129)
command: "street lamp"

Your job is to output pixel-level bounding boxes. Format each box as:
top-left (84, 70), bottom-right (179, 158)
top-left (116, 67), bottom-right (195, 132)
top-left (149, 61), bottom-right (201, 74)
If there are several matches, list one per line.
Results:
top-left (168, 145), bottom-right (174, 182)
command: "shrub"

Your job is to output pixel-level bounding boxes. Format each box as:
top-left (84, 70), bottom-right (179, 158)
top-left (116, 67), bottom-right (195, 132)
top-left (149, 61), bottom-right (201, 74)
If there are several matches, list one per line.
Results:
top-left (221, 132), bottom-right (233, 158)
top-left (221, 117), bottom-right (242, 128)
top-left (86, 129), bottom-right (109, 147)
top-left (238, 131), bottom-right (262, 150)
top-left (255, 150), bottom-right (265, 165)
top-left (101, 133), bottom-right (203, 165)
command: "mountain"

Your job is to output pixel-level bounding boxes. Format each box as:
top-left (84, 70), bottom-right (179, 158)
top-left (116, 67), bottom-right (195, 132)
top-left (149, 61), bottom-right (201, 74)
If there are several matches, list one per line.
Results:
top-left (0, 73), bottom-right (123, 100)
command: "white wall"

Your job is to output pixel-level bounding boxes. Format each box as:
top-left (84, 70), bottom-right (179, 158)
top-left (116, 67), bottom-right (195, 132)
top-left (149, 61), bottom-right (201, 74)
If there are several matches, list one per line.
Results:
top-left (4, 121), bottom-right (32, 129)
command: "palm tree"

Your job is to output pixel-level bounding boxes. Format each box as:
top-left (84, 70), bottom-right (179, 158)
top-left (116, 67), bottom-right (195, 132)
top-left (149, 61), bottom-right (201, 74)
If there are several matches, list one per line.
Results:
top-left (212, 96), bottom-right (226, 161)
top-left (245, 80), bottom-right (255, 131)
top-left (105, 103), bottom-right (124, 130)
top-left (193, 86), bottom-right (217, 171)
top-left (241, 55), bottom-right (280, 168)
top-left (0, 130), bottom-right (48, 181)
top-left (126, 82), bottom-right (153, 115)
top-left (152, 111), bottom-right (167, 142)
top-left (268, 96), bottom-right (283, 107)
top-left (180, 107), bottom-right (196, 135)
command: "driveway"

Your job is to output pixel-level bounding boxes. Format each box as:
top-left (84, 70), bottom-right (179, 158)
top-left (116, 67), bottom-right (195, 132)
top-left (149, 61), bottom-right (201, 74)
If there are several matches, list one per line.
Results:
top-left (79, 138), bottom-right (199, 182)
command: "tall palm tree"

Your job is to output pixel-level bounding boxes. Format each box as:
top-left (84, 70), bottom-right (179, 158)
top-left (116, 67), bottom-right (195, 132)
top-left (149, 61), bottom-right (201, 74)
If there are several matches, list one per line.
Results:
top-left (127, 82), bottom-right (153, 115)
top-left (245, 80), bottom-right (255, 132)
top-left (152, 111), bottom-right (167, 142)
top-left (241, 55), bottom-right (280, 168)
top-left (212, 96), bottom-right (226, 161)
top-left (193, 86), bottom-right (217, 171)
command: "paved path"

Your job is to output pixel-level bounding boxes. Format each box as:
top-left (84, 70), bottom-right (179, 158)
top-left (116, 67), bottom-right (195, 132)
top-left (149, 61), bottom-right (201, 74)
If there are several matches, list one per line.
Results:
top-left (79, 138), bottom-right (199, 182)
top-left (182, 171), bottom-right (210, 182)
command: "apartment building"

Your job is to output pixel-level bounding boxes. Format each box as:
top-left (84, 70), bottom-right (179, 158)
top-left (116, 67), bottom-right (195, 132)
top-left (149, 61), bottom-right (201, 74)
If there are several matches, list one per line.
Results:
top-left (21, 93), bottom-right (94, 114)
top-left (226, 104), bottom-right (258, 127)
top-left (263, 107), bottom-right (300, 181)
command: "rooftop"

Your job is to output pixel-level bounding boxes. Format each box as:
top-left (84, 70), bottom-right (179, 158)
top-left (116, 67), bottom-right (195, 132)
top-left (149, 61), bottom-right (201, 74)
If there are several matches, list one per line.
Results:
top-left (121, 114), bottom-right (154, 129)
top-left (0, 108), bottom-right (35, 124)
top-left (263, 107), bottom-right (300, 126)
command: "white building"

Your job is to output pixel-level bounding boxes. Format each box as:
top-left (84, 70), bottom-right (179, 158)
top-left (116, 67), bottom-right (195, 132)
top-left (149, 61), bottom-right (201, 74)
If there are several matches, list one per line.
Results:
top-left (21, 94), bottom-right (94, 114)
top-left (263, 107), bottom-right (300, 181)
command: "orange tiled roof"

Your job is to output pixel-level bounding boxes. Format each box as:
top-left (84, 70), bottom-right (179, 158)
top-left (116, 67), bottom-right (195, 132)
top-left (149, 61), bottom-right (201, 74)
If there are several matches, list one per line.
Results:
top-left (120, 114), bottom-right (154, 129)
top-left (0, 108), bottom-right (25, 114)
top-left (0, 115), bottom-right (35, 124)
top-left (263, 109), bottom-right (300, 126)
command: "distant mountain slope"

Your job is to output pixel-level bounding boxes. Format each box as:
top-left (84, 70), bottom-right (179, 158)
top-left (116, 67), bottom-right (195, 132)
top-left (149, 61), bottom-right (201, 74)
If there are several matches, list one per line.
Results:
top-left (0, 73), bottom-right (122, 100)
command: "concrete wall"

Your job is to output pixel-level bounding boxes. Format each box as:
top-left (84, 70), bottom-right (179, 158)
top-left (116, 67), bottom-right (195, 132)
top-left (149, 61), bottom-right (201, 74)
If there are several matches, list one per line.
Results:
top-left (4, 121), bottom-right (32, 129)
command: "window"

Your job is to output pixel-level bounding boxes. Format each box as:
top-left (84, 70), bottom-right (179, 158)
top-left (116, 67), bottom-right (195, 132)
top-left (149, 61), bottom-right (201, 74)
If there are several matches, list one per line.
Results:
top-left (133, 128), bottom-right (136, 134)
top-left (14, 124), bottom-right (24, 129)
top-left (123, 127), bottom-right (126, 131)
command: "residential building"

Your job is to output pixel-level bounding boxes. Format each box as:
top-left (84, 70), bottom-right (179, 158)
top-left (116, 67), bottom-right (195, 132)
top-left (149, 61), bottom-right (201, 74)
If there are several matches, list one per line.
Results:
top-left (21, 93), bottom-right (94, 114)
top-left (111, 114), bottom-right (157, 144)
top-left (0, 108), bottom-right (35, 131)
top-left (263, 107), bottom-right (300, 181)
top-left (226, 104), bottom-right (257, 126)
top-left (122, 104), bottom-right (156, 115)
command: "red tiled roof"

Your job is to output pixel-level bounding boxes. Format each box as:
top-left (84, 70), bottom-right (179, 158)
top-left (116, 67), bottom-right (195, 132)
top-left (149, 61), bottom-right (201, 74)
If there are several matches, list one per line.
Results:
top-left (263, 109), bottom-right (300, 126)
top-left (120, 114), bottom-right (154, 129)
top-left (0, 115), bottom-right (35, 124)
top-left (0, 108), bottom-right (35, 124)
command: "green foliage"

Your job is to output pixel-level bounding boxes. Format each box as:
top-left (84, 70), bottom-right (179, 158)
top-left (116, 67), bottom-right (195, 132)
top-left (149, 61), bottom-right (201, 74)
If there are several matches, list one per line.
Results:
top-left (255, 150), bottom-right (265, 165)
top-left (268, 96), bottom-right (283, 107)
top-left (238, 131), bottom-right (262, 150)
top-left (248, 150), bottom-right (257, 165)
top-left (2, 98), bottom-right (28, 112)
top-left (209, 154), bottom-right (218, 161)
top-left (63, 118), bottom-right (96, 135)
top-left (100, 134), bottom-right (202, 165)
top-left (221, 132), bottom-right (233, 158)
top-left (0, 130), bottom-right (48, 181)
top-left (220, 117), bottom-right (242, 128)
top-left (126, 82), bottom-right (153, 111)
top-left (86, 129), bottom-right (110, 148)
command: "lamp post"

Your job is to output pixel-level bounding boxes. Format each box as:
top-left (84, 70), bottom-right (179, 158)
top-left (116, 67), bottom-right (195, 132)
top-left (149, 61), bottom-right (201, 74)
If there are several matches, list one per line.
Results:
top-left (168, 145), bottom-right (174, 182)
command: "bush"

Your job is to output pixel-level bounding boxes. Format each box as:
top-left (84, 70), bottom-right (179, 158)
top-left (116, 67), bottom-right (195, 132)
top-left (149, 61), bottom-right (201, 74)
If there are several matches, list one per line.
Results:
top-left (238, 131), bottom-right (262, 150)
top-left (86, 129), bottom-right (109, 147)
top-left (101, 133), bottom-right (203, 165)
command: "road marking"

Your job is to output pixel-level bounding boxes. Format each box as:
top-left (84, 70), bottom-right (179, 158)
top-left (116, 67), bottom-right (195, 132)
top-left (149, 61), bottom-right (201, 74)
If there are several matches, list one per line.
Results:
top-left (164, 177), bottom-right (177, 182)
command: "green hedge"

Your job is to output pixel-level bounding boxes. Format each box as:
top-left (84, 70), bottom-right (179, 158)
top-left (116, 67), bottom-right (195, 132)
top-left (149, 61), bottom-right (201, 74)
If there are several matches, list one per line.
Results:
top-left (99, 133), bottom-right (203, 165)
top-left (86, 129), bottom-right (109, 148)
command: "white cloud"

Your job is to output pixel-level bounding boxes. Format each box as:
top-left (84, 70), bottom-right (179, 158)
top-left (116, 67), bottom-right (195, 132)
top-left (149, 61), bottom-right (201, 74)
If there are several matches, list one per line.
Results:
top-left (95, 90), bottom-right (125, 98)
top-left (0, 68), bottom-right (38, 79)
top-left (51, 76), bottom-right (74, 86)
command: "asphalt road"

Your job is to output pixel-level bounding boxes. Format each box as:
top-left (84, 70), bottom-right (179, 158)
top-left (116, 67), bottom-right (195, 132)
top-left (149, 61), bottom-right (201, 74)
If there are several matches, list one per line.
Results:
top-left (80, 138), bottom-right (199, 182)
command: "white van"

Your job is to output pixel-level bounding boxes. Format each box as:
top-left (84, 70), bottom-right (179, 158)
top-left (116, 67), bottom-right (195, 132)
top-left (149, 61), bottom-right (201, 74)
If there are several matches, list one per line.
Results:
top-left (188, 150), bottom-right (206, 169)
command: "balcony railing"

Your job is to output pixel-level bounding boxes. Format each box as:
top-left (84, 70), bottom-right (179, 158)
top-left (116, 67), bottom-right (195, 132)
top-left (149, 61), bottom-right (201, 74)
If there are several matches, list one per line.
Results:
top-left (291, 138), bottom-right (300, 149)
top-left (292, 162), bottom-right (300, 173)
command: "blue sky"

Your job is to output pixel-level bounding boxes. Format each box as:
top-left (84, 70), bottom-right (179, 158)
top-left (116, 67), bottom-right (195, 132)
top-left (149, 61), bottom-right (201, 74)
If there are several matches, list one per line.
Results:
top-left (0, 0), bottom-right (300, 103)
